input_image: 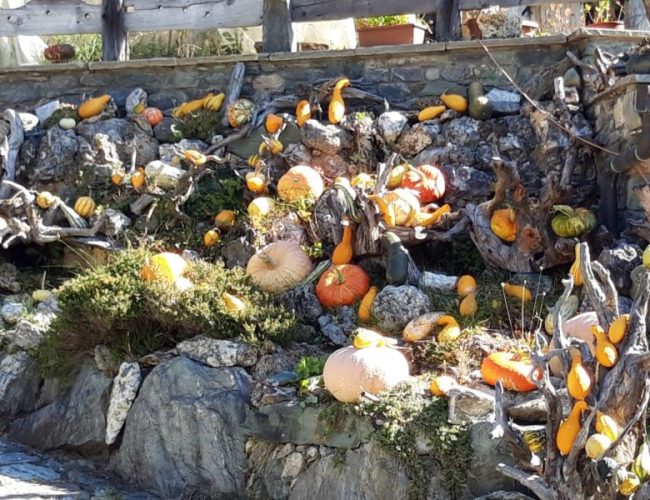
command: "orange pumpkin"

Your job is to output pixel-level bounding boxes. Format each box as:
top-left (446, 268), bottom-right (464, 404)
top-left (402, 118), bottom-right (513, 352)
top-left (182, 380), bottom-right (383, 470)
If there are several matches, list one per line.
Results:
top-left (265, 114), bottom-right (284, 134)
top-left (401, 164), bottom-right (446, 203)
top-left (491, 208), bottom-right (517, 242)
top-left (131, 167), bottom-right (145, 189)
top-left (227, 99), bottom-right (255, 128)
top-left (277, 165), bottom-right (324, 202)
top-left (481, 352), bottom-right (540, 392)
top-left (143, 107), bottom-right (163, 127)
top-left (316, 264), bottom-right (370, 308)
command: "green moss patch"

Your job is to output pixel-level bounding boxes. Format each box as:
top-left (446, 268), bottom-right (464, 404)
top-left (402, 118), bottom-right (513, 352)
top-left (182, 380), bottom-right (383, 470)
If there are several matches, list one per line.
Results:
top-left (38, 249), bottom-right (299, 377)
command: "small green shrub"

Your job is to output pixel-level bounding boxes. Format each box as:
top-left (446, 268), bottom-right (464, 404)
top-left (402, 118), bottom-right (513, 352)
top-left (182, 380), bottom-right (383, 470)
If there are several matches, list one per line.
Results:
top-left (38, 249), bottom-right (298, 377)
top-left (295, 355), bottom-right (326, 391)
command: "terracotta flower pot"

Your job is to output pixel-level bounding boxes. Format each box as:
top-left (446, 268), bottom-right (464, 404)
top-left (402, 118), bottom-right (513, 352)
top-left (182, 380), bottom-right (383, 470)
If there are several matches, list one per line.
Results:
top-left (588, 21), bottom-right (624, 30)
top-left (356, 23), bottom-right (426, 48)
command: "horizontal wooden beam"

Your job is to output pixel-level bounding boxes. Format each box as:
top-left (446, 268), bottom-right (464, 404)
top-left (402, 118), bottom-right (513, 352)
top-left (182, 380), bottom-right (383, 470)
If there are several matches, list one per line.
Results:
top-left (459, 0), bottom-right (583, 9)
top-left (0, 0), bottom-right (102, 37)
top-left (291, 0), bottom-right (443, 22)
top-left (122, 0), bottom-right (263, 32)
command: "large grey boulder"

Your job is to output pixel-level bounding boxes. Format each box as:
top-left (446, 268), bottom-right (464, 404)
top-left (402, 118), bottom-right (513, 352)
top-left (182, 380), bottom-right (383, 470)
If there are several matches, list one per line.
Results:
top-left (0, 352), bottom-right (41, 418)
top-left (110, 356), bottom-right (252, 498)
top-left (7, 364), bottom-right (111, 457)
top-left (288, 442), bottom-right (416, 500)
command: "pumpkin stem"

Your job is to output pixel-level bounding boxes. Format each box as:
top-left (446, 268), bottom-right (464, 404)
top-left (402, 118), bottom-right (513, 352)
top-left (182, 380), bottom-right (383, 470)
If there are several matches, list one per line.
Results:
top-left (334, 266), bottom-right (346, 284)
top-left (258, 252), bottom-right (275, 268)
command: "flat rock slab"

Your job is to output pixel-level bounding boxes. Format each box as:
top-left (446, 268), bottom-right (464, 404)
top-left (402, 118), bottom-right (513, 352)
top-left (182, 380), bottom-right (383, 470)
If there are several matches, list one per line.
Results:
top-left (0, 437), bottom-right (157, 499)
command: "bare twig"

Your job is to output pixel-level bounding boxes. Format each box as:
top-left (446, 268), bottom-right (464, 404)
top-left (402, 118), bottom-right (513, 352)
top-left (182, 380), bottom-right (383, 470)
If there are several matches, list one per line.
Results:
top-left (495, 464), bottom-right (554, 500)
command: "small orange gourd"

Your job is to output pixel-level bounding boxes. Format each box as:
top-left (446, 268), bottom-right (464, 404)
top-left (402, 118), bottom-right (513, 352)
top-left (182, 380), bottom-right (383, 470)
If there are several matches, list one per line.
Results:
top-left (296, 100), bottom-right (311, 127)
top-left (358, 286), bottom-right (378, 322)
top-left (78, 95), bottom-right (111, 119)
top-left (131, 167), bottom-right (145, 189)
top-left (459, 293), bottom-right (478, 317)
top-left (265, 114), bottom-right (284, 134)
top-left (567, 351), bottom-right (592, 400)
top-left (456, 275), bottom-right (477, 297)
top-left (328, 78), bottom-right (350, 125)
top-left (491, 208), bottom-right (517, 242)
top-left (332, 224), bottom-right (354, 265)
top-left (592, 325), bottom-right (618, 368)
top-left (556, 400), bottom-right (588, 455)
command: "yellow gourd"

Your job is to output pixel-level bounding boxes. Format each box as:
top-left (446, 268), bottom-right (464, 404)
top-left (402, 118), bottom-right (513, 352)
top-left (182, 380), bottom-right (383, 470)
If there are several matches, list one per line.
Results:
top-left (388, 164), bottom-right (409, 188)
top-left (502, 283), bottom-right (533, 302)
top-left (491, 208), bottom-right (517, 242)
top-left (358, 286), bottom-right (378, 322)
top-left (418, 105), bottom-right (446, 122)
top-left (203, 93), bottom-right (225, 112)
top-left (203, 229), bottom-right (220, 247)
top-left (585, 433), bottom-right (612, 460)
top-left (409, 204), bottom-right (451, 228)
top-left (619, 471), bottom-right (641, 496)
top-left (440, 93), bottom-right (468, 113)
top-left (569, 243), bottom-right (583, 286)
top-left (456, 275), bottom-right (477, 297)
top-left (608, 314), bottom-right (629, 344)
top-left (437, 315), bottom-right (461, 343)
top-left (246, 172), bottom-right (266, 193)
top-left (247, 197), bottom-right (275, 219)
top-left (353, 328), bottom-right (385, 349)
top-left (591, 325), bottom-right (618, 368)
top-left (595, 412), bottom-right (619, 441)
top-left (78, 95), bottom-right (111, 119)
top-left (36, 191), bottom-right (56, 210)
top-left (296, 100), bottom-right (311, 127)
top-left (556, 400), bottom-right (588, 455)
top-left (174, 97), bottom-right (208, 118)
top-left (214, 210), bottom-right (237, 229)
top-left (430, 375), bottom-right (457, 396)
top-left (332, 224), bottom-right (354, 265)
top-left (222, 292), bottom-right (246, 313)
top-left (459, 293), bottom-right (478, 317)
top-left (141, 252), bottom-right (187, 283)
top-left (567, 351), bottom-right (592, 400)
top-left (329, 78), bottom-right (350, 124)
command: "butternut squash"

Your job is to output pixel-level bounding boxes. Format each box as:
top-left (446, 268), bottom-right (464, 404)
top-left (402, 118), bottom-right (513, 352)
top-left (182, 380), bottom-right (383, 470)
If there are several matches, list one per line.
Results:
top-left (418, 105), bottom-right (446, 122)
top-left (440, 93), bottom-right (468, 113)
top-left (78, 95), bottom-right (111, 119)
top-left (332, 223), bottom-right (354, 265)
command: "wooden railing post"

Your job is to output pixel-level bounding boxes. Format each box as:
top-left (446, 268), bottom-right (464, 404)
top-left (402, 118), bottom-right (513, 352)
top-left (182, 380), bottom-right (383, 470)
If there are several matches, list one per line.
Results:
top-left (436, 0), bottom-right (461, 41)
top-left (102, 0), bottom-right (127, 61)
top-left (263, 0), bottom-right (296, 53)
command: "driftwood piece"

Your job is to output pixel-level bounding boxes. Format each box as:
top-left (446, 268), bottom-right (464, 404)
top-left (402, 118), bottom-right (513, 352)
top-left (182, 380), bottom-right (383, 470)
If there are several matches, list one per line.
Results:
top-left (520, 56), bottom-right (572, 101)
top-left (493, 242), bottom-right (650, 499)
top-left (466, 156), bottom-right (575, 272)
top-left (0, 110), bottom-right (25, 200)
top-left (221, 62), bottom-right (246, 128)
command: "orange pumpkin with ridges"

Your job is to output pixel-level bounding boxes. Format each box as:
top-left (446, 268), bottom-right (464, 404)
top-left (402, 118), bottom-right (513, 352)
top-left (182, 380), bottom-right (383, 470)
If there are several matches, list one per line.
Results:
top-left (143, 107), bottom-right (163, 127)
top-left (316, 264), bottom-right (370, 308)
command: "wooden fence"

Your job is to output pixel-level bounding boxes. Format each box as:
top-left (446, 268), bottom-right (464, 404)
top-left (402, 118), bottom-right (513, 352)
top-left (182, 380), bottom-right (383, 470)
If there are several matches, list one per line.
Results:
top-left (0, 0), bottom-right (584, 60)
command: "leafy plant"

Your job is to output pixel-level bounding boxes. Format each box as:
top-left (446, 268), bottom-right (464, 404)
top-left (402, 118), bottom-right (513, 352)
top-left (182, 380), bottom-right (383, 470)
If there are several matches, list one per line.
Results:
top-left (295, 355), bottom-right (326, 390)
top-left (585, 0), bottom-right (623, 24)
top-left (355, 15), bottom-right (412, 29)
top-left (38, 250), bottom-right (299, 377)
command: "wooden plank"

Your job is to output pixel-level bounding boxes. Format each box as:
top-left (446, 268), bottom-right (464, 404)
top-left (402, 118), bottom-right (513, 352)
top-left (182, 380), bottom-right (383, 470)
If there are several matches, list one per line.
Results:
top-left (0, 0), bottom-right (102, 36)
top-left (102, 0), bottom-right (127, 61)
top-left (122, 0), bottom-right (263, 31)
top-left (291, 0), bottom-right (443, 22)
top-left (263, 0), bottom-right (296, 52)
top-left (458, 0), bottom-right (582, 9)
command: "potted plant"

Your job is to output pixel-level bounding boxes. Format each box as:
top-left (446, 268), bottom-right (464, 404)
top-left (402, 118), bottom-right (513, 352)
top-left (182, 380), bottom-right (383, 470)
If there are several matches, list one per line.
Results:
top-left (355, 14), bottom-right (427, 47)
top-left (585, 0), bottom-right (625, 30)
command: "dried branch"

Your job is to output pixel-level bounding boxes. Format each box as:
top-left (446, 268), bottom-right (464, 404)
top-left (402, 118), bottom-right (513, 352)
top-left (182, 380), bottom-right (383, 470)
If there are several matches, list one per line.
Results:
top-left (0, 110), bottom-right (24, 199)
top-left (579, 242), bottom-right (615, 328)
top-left (495, 464), bottom-right (554, 500)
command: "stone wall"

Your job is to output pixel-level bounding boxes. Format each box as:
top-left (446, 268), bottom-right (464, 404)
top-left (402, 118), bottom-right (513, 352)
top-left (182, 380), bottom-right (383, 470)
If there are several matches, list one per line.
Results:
top-left (0, 36), bottom-right (571, 111)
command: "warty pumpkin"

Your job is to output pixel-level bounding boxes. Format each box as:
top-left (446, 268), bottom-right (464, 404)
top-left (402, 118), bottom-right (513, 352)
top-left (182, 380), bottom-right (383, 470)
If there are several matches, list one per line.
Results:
top-left (316, 264), bottom-right (370, 308)
top-left (277, 165), bottom-right (324, 202)
top-left (142, 107), bottom-right (163, 127)
top-left (246, 240), bottom-right (313, 294)
top-left (296, 100), bottom-right (311, 127)
top-left (556, 400), bottom-right (588, 455)
top-left (551, 205), bottom-right (597, 238)
top-left (74, 196), bottom-right (96, 218)
top-left (227, 99), bottom-right (255, 128)
top-left (328, 78), bottom-right (350, 125)
top-left (78, 95), bottom-right (111, 119)
top-left (332, 223), bottom-right (354, 265)
top-left (322, 345), bottom-right (410, 403)
top-left (481, 351), bottom-right (539, 392)
top-left (36, 191), bottom-right (56, 210)
top-left (400, 164), bottom-right (446, 203)
top-left (491, 208), bottom-right (517, 242)
top-left (358, 286), bottom-right (378, 322)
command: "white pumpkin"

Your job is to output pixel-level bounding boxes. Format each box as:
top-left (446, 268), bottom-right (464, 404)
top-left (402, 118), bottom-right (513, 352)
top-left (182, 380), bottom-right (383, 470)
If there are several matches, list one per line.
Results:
top-left (323, 345), bottom-right (410, 403)
top-left (549, 311), bottom-right (598, 376)
top-left (245, 240), bottom-right (313, 293)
